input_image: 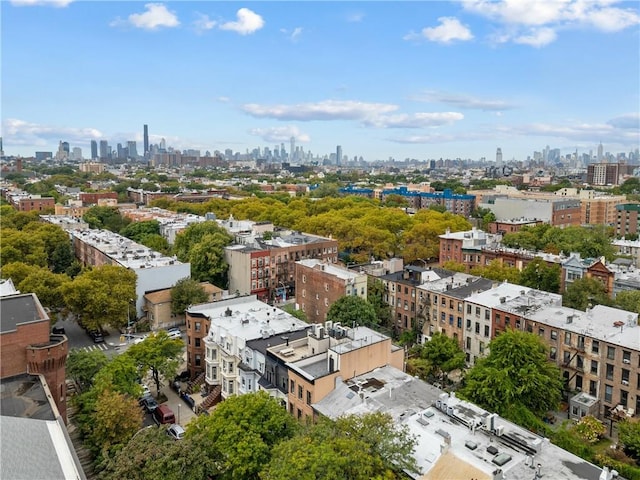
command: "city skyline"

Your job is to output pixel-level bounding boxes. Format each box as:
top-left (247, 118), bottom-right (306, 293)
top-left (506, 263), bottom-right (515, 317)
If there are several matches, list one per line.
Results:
top-left (2, 1), bottom-right (639, 161)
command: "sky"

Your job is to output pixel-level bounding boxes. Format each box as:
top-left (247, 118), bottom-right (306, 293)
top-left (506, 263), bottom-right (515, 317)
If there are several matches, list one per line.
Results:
top-left (2, 0), bottom-right (640, 162)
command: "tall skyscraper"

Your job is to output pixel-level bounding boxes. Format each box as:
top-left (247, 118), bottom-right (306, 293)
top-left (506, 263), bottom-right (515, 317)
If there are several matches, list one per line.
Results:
top-left (90, 140), bottom-right (98, 159)
top-left (127, 141), bottom-right (138, 158)
top-left (496, 147), bottom-right (502, 164)
top-left (290, 137), bottom-right (296, 161)
top-left (99, 140), bottom-right (108, 159)
top-left (0, 137), bottom-right (4, 157)
top-left (597, 142), bottom-right (604, 162)
top-left (143, 124), bottom-right (149, 156)
top-left (336, 145), bottom-right (342, 166)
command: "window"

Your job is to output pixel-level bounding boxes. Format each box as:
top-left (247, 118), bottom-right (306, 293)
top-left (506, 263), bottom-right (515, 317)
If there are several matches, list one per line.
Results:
top-left (211, 366), bottom-right (217, 380)
top-left (591, 360), bottom-right (598, 375)
top-left (306, 391), bottom-right (312, 405)
top-left (604, 385), bottom-right (613, 403)
top-left (592, 341), bottom-right (599, 354)
top-left (538, 328), bottom-right (545, 337)
top-left (505, 316), bottom-right (510, 327)
top-left (606, 364), bottom-right (614, 381)
top-left (228, 380), bottom-right (234, 394)
top-left (466, 337), bottom-right (471, 349)
top-left (475, 307), bottom-right (480, 317)
top-left (620, 390), bottom-right (628, 407)
top-left (484, 325), bottom-right (490, 337)
top-left (496, 314), bottom-right (501, 325)
top-left (479, 341), bottom-right (485, 354)
top-left (195, 354), bottom-right (201, 367)
top-left (589, 380), bottom-right (597, 397)
top-left (441, 312), bottom-right (446, 323)
top-left (457, 317), bottom-right (462, 328)
top-left (485, 310), bottom-right (490, 321)
top-left (607, 346), bottom-right (615, 360)
top-left (475, 322), bottom-right (480, 334)
top-left (302, 275), bottom-right (306, 283)
top-left (449, 315), bottom-right (454, 325)
top-left (623, 350), bottom-right (631, 364)
top-left (622, 368), bottom-right (630, 384)
top-left (195, 322), bottom-right (201, 332)
top-left (449, 300), bottom-right (454, 309)
top-left (551, 330), bottom-right (557, 341)
top-left (563, 352), bottom-right (572, 364)
top-left (564, 332), bottom-right (571, 345)
top-left (298, 385), bottom-right (303, 399)
top-left (290, 380), bottom-right (295, 393)
top-left (466, 304), bottom-right (471, 314)
top-left (195, 338), bottom-right (201, 348)
top-left (550, 347), bottom-right (557, 360)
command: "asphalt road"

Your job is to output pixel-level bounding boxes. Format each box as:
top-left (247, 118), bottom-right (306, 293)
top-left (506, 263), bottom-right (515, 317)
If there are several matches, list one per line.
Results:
top-left (52, 315), bottom-right (115, 356)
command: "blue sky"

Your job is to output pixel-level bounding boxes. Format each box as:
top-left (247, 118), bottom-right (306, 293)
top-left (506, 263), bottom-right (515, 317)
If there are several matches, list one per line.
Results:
top-left (2, 0), bottom-right (639, 162)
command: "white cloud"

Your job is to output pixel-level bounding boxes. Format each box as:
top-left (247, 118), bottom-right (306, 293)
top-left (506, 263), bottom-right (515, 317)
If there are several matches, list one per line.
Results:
top-left (346, 12), bottom-right (365, 23)
top-left (111, 3), bottom-right (180, 30)
top-left (607, 113), bottom-right (640, 130)
top-left (241, 100), bottom-right (398, 121)
top-left (216, 96), bottom-right (231, 103)
top-left (248, 126), bottom-right (311, 143)
top-left (220, 8), bottom-right (264, 35)
top-left (514, 27), bottom-right (557, 47)
top-left (363, 112), bottom-right (464, 129)
top-left (462, 0), bottom-right (640, 34)
top-left (281, 27), bottom-right (303, 42)
top-left (2, 118), bottom-right (103, 146)
top-left (193, 13), bottom-right (216, 33)
top-left (405, 17), bottom-right (474, 44)
top-left (10, 0), bottom-right (72, 6)
top-left (415, 91), bottom-right (518, 111)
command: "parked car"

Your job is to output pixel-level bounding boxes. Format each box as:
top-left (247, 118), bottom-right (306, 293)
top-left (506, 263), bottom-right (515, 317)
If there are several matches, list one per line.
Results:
top-left (140, 384), bottom-right (151, 397)
top-left (162, 328), bottom-right (182, 340)
top-left (171, 380), bottom-right (182, 394)
top-left (180, 392), bottom-right (195, 410)
top-left (139, 395), bottom-right (158, 413)
top-left (52, 326), bottom-right (65, 335)
top-left (166, 424), bottom-right (185, 441)
top-left (175, 370), bottom-right (190, 382)
top-left (153, 404), bottom-right (175, 425)
top-left (88, 330), bottom-right (104, 343)
top-left (133, 334), bottom-right (149, 344)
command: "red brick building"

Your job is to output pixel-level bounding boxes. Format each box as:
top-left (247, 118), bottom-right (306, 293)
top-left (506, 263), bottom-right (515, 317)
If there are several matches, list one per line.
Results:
top-left (15, 195), bottom-right (55, 212)
top-left (79, 191), bottom-right (118, 205)
top-left (0, 293), bottom-right (68, 423)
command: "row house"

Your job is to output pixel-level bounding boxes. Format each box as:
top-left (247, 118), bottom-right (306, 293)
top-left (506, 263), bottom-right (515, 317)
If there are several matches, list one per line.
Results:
top-left (612, 239), bottom-right (640, 268)
top-left (561, 253), bottom-right (615, 297)
top-left (226, 232), bottom-right (338, 304)
top-left (438, 227), bottom-right (501, 268)
top-left (286, 323), bottom-right (404, 421)
top-left (185, 296), bottom-right (309, 393)
top-left (526, 305), bottom-right (639, 419)
top-left (379, 266), bottom-right (454, 334)
top-left (463, 283), bottom-right (562, 365)
top-left (417, 273), bottom-right (494, 350)
top-left (294, 259), bottom-right (368, 324)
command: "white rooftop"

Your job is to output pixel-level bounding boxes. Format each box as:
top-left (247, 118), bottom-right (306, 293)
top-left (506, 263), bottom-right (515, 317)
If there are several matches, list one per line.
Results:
top-left (466, 282), bottom-right (537, 308)
top-left (71, 229), bottom-right (183, 269)
top-left (297, 259), bottom-right (364, 281)
top-left (417, 272), bottom-right (481, 294)
top-left (528, 305), bottom-right (639, 351)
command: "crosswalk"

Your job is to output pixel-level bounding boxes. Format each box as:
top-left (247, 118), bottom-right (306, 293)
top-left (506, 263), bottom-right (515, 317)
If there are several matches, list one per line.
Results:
top-left (71, 343), bottom-right (109, 353)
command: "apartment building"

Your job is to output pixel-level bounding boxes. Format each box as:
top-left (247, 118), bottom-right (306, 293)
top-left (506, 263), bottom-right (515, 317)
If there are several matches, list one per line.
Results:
top-left (185, 296), bottom-right (309, 390)
top-left (491, 288), bottom-right (563, 338)
top-left (587, 163), bottom-right (621, 186)
top-left (418, 273), bottom-right (494, 349)
top-left (561, 253), bottom-right (615, 297)
top-left (70, 229), bottom-right (190, 317)
top-left (380, 186), bottom-right (475, 216)
top-left (526, 305), bottom-right (639, 418)
top-left (379, 266), bottom-right (454, 334)
top-left (612, 239), bottom-right (640, 268)
top-left (488, 218), bottom-right (544, 234)
top-left (581, 194), bottom-right (627, 226)
top-left (616, 203), bottom-right (640, 237)
top-left (295, 259), bottom-right (367, 324)
top-left (438, 227), bottom-right (501, 268)
top-left (226, 231), bottom-right (339, 303)
top-left (286, 323), bottom-right (404, 421)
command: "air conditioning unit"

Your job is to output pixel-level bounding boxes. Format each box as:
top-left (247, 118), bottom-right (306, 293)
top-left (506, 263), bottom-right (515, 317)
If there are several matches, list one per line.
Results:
top-left (495, 425), bottom-right (505, 436)
top-left (622, 380), bottom-right (629, 386)
top-left (623, 359), bottom-right (631, 364)
top-left (466, 326), bottom-right (472, 331)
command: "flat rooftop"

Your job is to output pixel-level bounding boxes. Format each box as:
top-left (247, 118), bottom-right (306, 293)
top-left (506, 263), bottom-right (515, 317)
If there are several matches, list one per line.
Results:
top-left (0, 293), bottom-right (48, 333)
top-left (297, 259), bottom-right (364, 281)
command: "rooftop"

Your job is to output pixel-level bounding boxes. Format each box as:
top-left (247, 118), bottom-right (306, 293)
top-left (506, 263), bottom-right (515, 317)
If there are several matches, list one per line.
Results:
top-left (297, 258), bottom-right (364, 281)
top-left (417, 273), bottom-right (493, 299)
top-left (465, 282), bottom-right (541, 309)
top-left (0, 293), bottom-right (48, 334)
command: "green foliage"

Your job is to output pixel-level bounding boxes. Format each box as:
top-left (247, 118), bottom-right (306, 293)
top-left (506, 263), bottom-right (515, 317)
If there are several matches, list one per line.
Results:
top-left (327, 295), bottom-right (378, 328)
top-left (618, 418), bottom-right (640, 460)
top-left (519, 258), bottom-right (561, 293)
top-left (89, 389), bottom-right (143, 458)
top-left (137, 233), bottom-right (171, 255)
top-left (418, 332), bottom-right (465, 383)
top-left (188, 391), bottom-right (299, 480)
top-left (552, 422), bottom-right (595, 462)
top-left (126, 331), bottom-right (184, 395)
top-left (120, 220), bottom-right (161, 242)
top-left (459, 330), bottom-right (563, 418)
top-left (66, 349), bottom-right (110, 392)
top-left (170, 277), bottom-right (208, 315)
top-left (0, 228), bottom-right (48, 267)
top-left (1, 262), bottom-right (70, 310)
top-left (471, 260), bottom-right (521, 284)
top-left (441, 260), bottom-right (467, 272)
top-left (280, 303), bottom-right (308, 322)
top-left (574, 415), bottom-right (606, 444)
top-left (367, 278), bottom-right (392, 328)
top-left (615, 290), bottom-right (640, 315)
top-left (563, 277), bottom-right (612, 310)
top-left (83, 206), bottom-right (131, 232)
top-left (60, 265), bottom-right (137, 331)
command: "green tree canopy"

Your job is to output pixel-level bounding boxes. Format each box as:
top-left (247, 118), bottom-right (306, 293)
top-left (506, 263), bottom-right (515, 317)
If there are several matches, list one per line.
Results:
top-left (471, 260), bottom-right (521, 284)
top-left (83, 206), bottom-right (131, 232)
top-left (419, 332), bottom-right (466, 383)
top-left (563, 277), bottom-right (612, 310)
top-left (615, 290), bottom-right (640, 315)
top-left (367, 278), bottom-right (392, 329)
top-left (170, 277), bottom-right (208, 315)
top-left (459, 330), bottom-right (563, 420)
top-left (126, 331), bottom-right (184, 395)
top-left (618, 418), bottom-right (640, 460)
top-left (120, 220), bottom-right (161, 242)
top-left (187, 391), bottom-right (299, 480)
top-left (327, 295), bottom-right (378, 328)
top-left (519, 258), bottom-right (561, 293)
top-left (66, 349), bottom-right (110, 392)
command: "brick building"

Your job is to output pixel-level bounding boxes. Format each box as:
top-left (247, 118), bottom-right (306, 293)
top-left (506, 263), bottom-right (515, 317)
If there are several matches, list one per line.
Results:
top-left (0, 293), bottom-right (68, 423)
top-left (294, 259), bottom-right (367, 324)
top-left (616, 203), bottom-right (640, 237)
top-left (561, 253), bottom-right (615, 297)
top-left (438, 228), bottom-right (500, 268)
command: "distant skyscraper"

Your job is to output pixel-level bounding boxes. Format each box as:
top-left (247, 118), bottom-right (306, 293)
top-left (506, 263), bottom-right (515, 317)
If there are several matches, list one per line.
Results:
top-left (99, 140), bottom-right (108, 159)
top-left (72, 147), bottom-right (82, 160)
top-left (597, 142), bottom-right (604, 162)
top-left (336, 145), bottom-right (342, 166)
top-left (143, 124), bottom-right (149, 156)
top-left (0, 137), bottom-right (4, 157)
top-left (159, 138), bottom-right (166, 151)
top-left (290, 137), bottom-right (296, 161)
top-left (496, 147), bottom-right (502, 164)
top-left (90, 140), bottom-right (98, 159)
top-left (127, 141), bottom-right (138, 158)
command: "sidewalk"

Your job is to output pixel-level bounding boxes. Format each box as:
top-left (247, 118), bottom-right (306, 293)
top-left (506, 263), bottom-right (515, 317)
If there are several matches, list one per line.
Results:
top-left (160, 383), bottom-right (197, 427)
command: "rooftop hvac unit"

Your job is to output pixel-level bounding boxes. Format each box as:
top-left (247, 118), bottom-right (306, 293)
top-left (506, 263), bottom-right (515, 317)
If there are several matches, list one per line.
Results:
top-left (279, 347), bottom-right (295, 357)
top-left (495, 425), bottom-right (505, 436)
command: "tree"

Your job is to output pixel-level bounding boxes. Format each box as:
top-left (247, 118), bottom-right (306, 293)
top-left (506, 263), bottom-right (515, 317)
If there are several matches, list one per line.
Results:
top-left (471, 260), bottom-right (521, 284)
top-left (367, 278), bottom-right (391, 328)
top-left (420, 332), bottom-right (466, 384)
top-left (188, 391), bottom-right (299, 480)
top-left (66, 349), bottom-right (110, 392)
top-left (89, 389), bottom-right (143, 457)
top-left (441, 260), bottom-right (466, 273)
top-left (459, 330), bottom-right (563, 422)
top-left (280, 303), bottom-right (308, 322)
top-left (618, 418), bottom-right (640, 460)
top-left (60, 265), bottom-right (137, 331)
top-left (563, 277), bottom-right (612, 310)
top-left (120, 220), bottom-right (161, 241)
top-left (173, 221), bottom-right (233, 262)
top-left (16, 268), bottom-right (70, 311)
top-left (0, 228), bottom-right (48, 267)
top-left (326, 295), bottom-right (378, 328)
top-left (170, 277), bottom-right (208, 315)
top-left (83, 206), bottom-right (131, 232)
top-left (615, 290), bottom-right (640, 315)
top-left (520, 258), bottom-right (561, 293)
top-left (573, 415), bottom-right (606, 444)
top-left (126, 331), bottom-right (184, 395)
